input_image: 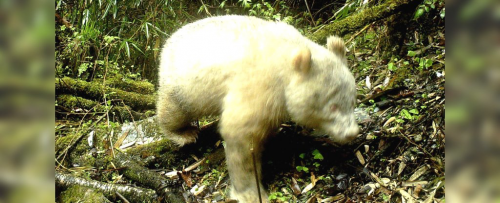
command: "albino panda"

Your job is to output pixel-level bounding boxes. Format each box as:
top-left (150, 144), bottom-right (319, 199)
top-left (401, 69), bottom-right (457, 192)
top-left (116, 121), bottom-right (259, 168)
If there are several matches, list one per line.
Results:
top-left (157, 15), bottom-right (359, 202)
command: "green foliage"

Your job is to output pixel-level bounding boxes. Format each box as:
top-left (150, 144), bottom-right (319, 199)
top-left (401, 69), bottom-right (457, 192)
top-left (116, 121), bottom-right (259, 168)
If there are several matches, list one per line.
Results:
top-left (312, 149), bottom-right (324, 160)
top-left (334, 0), bottom-right (364, 21)
top-left (407, 51), bottom-right (434, 70)
top-left (417, 58), bottom-right (434, 70)
top-left (269, 191), bottom-right (287, 201)
top-left (399, 108), bottom-right (420, 122)
top-left (201, 169), bottom-right (225, 186)
top-left (388, 62), bottom-right (396, 71)
top-left (296, 166), bottom-right (309, 173)
top-left (414, 0), bottom-right (445, 20)
top-left (400, 109), bottom-right (413, 120)
top-left (407, 50), bottom-right (417, 57)
top-left (382, 193), bottom-right (390, 201)
top-left (296, 149), bottom-right (324, 173)
top-left (77, 63), bottom-right (90, 77)
top-left (237, 0), bottom-right (299, 26)
top-left (56, 0), bottom-right (192, 82)
top-left (56, 0), bottom-right (310, 83)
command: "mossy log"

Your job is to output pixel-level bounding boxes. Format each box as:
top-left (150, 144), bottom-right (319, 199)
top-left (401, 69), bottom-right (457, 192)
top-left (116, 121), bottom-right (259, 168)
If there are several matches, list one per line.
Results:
top-left (59, 185), bottom-right (111, 203)
top-left (307, 0), bottom-right (421, 43)
top-left (56, 172), bottom-right (158, 202)
top-left (96, 75), bottom-right (156, 95)
top-left (56, 94), bottom-right (146, 121)
top-left (56, 77), bottom-right (155, 111)
top-left (113, 151), bottom-right (185, 202)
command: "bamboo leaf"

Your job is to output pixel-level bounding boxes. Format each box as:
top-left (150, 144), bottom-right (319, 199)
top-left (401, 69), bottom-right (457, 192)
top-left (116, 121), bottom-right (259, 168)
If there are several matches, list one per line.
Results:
top-left (130, 42), bottom-right (145, 55)
top-left (101, 3), bottom-right (111, 19)
top-left (113, 0), bottom-right (117, 19)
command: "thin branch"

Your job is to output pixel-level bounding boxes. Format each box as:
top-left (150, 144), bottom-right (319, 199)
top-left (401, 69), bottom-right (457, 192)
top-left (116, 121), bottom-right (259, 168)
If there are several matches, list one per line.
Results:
top-left (346, 22), bottom-right (374, 44)
top-left (199, 0), bottom-right (212, 16)
top-left (303, 0), bottom-right (316, 26)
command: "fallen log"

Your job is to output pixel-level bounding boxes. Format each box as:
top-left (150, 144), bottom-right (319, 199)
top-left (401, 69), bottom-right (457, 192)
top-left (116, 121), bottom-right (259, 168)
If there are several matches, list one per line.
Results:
top-left (56, 94), bottom-right (146, 121)
top-left (113, 151), bottom-right (185, 202)
top-left (55, 77), bottom-right (155, 111)
top-left (308, 0), bottom-right (421, 43)
top-left (56, 171), bottom-right (158, 202)
top-left (96, 76), bottom-right (156, 95)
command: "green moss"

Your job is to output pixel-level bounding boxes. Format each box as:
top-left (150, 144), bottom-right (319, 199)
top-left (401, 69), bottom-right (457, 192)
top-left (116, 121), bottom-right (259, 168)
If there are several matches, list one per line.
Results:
top-left (59, 186), bottom-right (110, 203)
top-left (56, 133), bottom-right (80, 153)
top-left (99, 75), bottom-right (156, 94)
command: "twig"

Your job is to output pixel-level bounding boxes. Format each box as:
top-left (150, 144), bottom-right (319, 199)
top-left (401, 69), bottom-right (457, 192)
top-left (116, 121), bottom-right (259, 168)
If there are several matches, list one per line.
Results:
top-left (120, 100), bottom-right (144, 141)
top-left (115, 192), bottom-right (130, 203)
top-left (101, 61), bottom-right (115, 158)
top-left (303, 0), bottom-right (316, 26)
top-left (251, 142), bottom-right (263, 203)
top-left (397, 129), bottom-right (432, 157)
top-left (346, 22), bottom-right (374, 44)
top-left (199, 0), bottom-right (212, 16)
top-left (55, 158), bottom-right (69, 170)
top-left (184, 157), bottom-right (207, 172)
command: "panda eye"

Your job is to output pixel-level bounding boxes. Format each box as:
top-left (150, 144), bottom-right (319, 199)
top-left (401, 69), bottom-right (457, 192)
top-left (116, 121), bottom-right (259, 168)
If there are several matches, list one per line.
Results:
top-left (330, 104), bottom-right (338, 112)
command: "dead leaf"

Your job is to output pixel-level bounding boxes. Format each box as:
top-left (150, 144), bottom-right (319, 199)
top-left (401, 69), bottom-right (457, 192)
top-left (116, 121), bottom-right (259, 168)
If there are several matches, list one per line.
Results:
top-left (119, 141), bottom-right (135, 149)
top-left (301, 173), bottom-right (317, 194)
top-left (190, 184), bottom-right (206, 196)
top-left (370, 172), bottom-right (387, 187)
top-left (114, 130), bottom-right (130, 149)
top-left (291, 177), bottom-right (301, 195)
top-left (402, 180), bottom-right (428, 187)
top-left (409, 165), bottom-right (428, 181)
top-left (413, 184), bottom-right (423, 198)
top-left (355, 150), bottom-right (365, 165)
top-left (179, 170), bottom-right (192, 187)
top-left (383, 117), bottom-right (396, 127)
top-left (301, 183), bottom-right (314, 194)
top-left (424, 181), bottom-right (442, 203)
top-left (383, 76), bottom-right (390, 87)
top-left (311, 173), bottom-right (318, 185)
top-left (431, 120), bottom-right (437, 139)
top-left (398, 161), bottom-right (406, 175)
top-left (366, 76), bottom-right (372, 89)
top-left (321, 194), bottom-right (345, 202)
top-left (305, 193), bottom-right (318, 203)
top-left (165, 170), bottom-right (179, 179)
top-left (398, 189), bottom-right (416, 202)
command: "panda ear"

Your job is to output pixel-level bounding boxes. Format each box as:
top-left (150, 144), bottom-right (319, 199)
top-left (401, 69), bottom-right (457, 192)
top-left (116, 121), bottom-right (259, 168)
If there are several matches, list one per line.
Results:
top-left (326, 35), bottom-right (346, 57)
top-left (292, 47), bottom-right (311, 75)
